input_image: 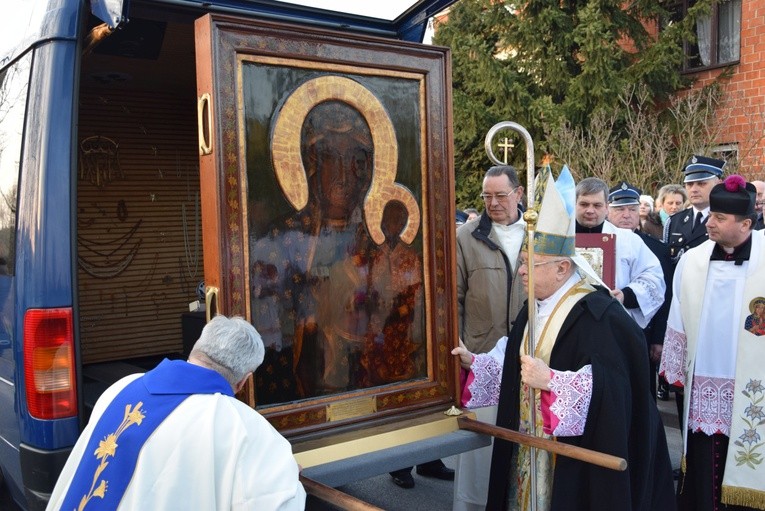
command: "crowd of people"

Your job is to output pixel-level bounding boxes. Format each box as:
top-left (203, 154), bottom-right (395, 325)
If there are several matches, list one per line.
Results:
top-left (45, 155), bottom-right (764, 511)
top-left (452, 157), bottom-right (765, 511)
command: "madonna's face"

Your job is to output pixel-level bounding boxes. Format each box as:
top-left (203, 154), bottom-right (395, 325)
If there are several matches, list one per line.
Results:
top-left (303, 102), bottom-right (373, 222)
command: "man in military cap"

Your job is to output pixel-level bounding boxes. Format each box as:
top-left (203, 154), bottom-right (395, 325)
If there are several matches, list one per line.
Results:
top-left (661, 155), bottom-right (725, 423)
top-left (660, 175), bottom-right (765, 511)
top-left (607, 181), bottom-right (673, 401)
top-left (663, 155), bottom-right (725, 262)
top-left (456, 209), bottom-right (469, 227)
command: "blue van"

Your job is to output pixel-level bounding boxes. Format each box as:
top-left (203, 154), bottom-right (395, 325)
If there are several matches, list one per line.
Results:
top-left (0, 1), bottom-right (481, 509)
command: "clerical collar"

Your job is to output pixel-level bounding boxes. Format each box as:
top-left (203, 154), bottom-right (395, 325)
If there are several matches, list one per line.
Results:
top-left (710, 234), bottom-right (752, 266)
top-left (493, 216), bottom-right (526, 231)
top-left (575, 221), bottom-right (603, 234)
top-left (536, 273), bottom-right (582, 315)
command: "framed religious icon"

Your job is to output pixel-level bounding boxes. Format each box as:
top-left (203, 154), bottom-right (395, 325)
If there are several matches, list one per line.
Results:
top-left (195, 15), bottom-right (457, 438)
top-left (575, 233), bottom-right (616, 289)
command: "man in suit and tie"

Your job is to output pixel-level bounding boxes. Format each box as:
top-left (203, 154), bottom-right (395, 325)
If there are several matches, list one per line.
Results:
top-left (662, 155), bottom-right (724, 444)
top-left (663, 155), bottom-right (725, 263)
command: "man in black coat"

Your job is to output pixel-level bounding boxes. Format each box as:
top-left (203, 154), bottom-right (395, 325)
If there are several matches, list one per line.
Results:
top-left (663, 155), bottom-right (725, 422)
top-left (453, 167), bottom-right (675, 511)
top-left (753, 180), bottom-right (764, 230)
top-left (663, 155), bottom-right (725, 262)
top-left (608, 181), bottom-right (673, 400)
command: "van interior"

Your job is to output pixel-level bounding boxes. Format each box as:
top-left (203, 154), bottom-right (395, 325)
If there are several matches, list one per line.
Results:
top-left (77, 5), bottom-right (205, 413)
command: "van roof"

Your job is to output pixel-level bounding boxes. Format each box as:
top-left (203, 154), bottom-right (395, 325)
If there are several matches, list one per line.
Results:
top-left (0, 0), bottom-right (458, 67)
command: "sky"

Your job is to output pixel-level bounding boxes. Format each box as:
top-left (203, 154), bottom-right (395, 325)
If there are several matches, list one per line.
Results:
top-left (277, 0), bottom-right (422, 21)
top-left (0, 0), bottom-right (36, 60)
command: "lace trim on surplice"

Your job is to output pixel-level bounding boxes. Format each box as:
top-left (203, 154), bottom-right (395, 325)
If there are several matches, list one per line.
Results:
top-left (464, 354), bottom-right (502, 408)
top-left (660, 326), bottom-right (686, 387)
top-left (689, 375), bottom-right (735, 436)
top-left (547, 365), bottom-right (592, 437)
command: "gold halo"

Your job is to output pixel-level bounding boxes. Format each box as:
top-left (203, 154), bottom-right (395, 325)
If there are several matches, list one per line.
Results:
top-left (270, 75), bottom-right (420, 245)
top-left (750, 297), bottom-right (765, 314)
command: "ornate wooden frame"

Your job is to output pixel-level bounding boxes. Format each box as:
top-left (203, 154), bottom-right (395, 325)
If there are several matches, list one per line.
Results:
top-left (195, 14), bottom-right (457, 438)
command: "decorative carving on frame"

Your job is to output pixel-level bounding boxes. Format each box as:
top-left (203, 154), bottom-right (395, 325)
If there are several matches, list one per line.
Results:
top-left (195, 15), bottom-right (456, 437)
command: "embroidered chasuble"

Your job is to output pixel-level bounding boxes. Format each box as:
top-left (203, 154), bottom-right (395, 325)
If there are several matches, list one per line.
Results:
top-left (59, 360), bottom-right (232, 511)
top-left (510, 276), bottom-right (593, 511)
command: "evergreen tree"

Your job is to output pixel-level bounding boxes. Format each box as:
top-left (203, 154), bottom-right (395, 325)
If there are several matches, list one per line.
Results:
top-left (434, 0), bottom-right (716, 206)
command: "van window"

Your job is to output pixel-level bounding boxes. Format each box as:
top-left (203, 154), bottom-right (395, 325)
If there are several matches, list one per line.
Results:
top-left (0, 53), bottom-right (30, 276)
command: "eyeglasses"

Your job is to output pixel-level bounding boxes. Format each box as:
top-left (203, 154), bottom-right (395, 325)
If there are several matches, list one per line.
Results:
top-left (519, 258), bottom-right (568, 268)
top-left (480, 188), bottom-right (517, 202)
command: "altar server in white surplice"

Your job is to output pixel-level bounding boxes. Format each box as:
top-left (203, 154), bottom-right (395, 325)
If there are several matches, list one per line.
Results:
top-left (574, 177), bottom-right (665, 328)
top-left (47, 315), bottom-right (305, 511)
top-left (660, 175), bottom-right (765, 511)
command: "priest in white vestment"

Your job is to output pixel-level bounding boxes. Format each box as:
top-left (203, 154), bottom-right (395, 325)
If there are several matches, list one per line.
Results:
top-left (574, 177), bottom-right (665, 328)
top-left (660, 175), bottom-right (765, 511)
top-left (47, 315), bottom-right (305, 511)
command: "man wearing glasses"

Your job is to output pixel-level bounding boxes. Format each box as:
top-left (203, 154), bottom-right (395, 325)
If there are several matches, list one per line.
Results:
top-left (453, 167), bottom-right (675, 511)
top-left (452, 165), bottom-right (526, 510)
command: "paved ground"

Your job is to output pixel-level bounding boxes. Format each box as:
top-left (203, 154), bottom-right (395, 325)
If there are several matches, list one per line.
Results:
top-left (0, 472), bottom-right (21, 511)
top-left (0, 396), bottom-right (683, 511)
top-left (308, 395), bottom-right (684, 510)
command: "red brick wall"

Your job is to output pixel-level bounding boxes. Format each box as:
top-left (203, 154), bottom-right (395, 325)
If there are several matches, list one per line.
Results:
top-left (684, 0), bottom-right (765, 181)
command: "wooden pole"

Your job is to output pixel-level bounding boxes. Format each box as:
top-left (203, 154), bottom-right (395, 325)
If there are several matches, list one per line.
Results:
top-left (457, 417), bottom-right (627, 472)
top-left (300, 475), bottom-right (385, 511)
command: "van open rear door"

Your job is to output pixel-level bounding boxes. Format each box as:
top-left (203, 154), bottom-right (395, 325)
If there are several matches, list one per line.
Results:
top-left (193, 13), bottom-right (488, 493)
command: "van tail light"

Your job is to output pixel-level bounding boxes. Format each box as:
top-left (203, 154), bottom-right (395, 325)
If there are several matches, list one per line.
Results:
top-left (23, 308), bottom-right (77, 419)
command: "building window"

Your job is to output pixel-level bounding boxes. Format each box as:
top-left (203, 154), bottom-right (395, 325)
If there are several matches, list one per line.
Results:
top-left (668, 0), bottom-right (742, 71)
top-left (712, 143), bottom-right (739, 171)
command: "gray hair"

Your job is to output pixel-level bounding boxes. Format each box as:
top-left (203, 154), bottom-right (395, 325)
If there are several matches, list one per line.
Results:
top-left (575, 177), bottom-right (608, 201)
top-left (190, 315), bottom-right (265, 388)
top-left (484, 165), bottom-right (521, 188)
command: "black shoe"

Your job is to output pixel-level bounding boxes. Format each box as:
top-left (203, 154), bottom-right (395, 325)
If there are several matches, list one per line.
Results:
top-left (416, 463), bottom-right (455, 481)
top-left (391, 472), bottom-right (415, 489)
top-left (657, 382), bottom-right (670, 401)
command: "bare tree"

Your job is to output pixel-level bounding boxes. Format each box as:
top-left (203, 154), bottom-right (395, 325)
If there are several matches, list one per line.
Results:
top-left (544, 83), bottom-right (730, 196)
